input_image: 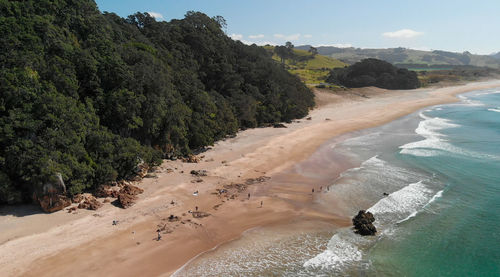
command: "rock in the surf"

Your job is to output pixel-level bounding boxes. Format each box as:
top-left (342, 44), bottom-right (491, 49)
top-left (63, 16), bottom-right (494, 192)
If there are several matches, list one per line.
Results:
top-left (352, 210), bottom-right (377, 236)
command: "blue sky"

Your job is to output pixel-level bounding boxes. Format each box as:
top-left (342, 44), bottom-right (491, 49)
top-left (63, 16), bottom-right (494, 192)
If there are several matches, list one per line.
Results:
top-left (95, 0), bottom-right (500, 54)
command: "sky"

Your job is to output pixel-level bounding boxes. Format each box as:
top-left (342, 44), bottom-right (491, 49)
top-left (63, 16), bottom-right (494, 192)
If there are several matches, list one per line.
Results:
top-left (94, 0), bottom-right (500, 55)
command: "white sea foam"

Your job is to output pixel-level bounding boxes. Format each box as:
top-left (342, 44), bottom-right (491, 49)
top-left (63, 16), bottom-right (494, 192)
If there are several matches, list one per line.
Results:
top-left (473, 90), bottom-right (500, 96)
top-left (458, 95), bottom-right (484, 106)
top-left (368, 181), bottom-right (432, 220)
top-left (303, 233), bottom-right (363, 270)
top-left (488, 108), bottom-right (500, 113)
top-left (400, 113), bottom-right (497, 160)
top-left (305, 180), bottom-right (437, 271)
top-left (397, 189), bottom-right (444, 224)
top-left (400, 112), bottom-right (460, 157)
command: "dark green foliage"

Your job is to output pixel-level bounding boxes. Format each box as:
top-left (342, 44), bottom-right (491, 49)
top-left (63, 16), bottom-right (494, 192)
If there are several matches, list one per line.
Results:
top-left (327, 58), bottom-right (420, 89)
top-left (0, 1), bottom-right (313, 204)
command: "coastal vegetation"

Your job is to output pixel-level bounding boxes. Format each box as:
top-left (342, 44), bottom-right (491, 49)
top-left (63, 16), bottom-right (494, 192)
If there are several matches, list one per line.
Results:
top-left (0, 0), bottom-right (314, 205)
top-left (326, 58), bottom-right (420, 89)
top-left (265, 44), bottom-right (346, 85)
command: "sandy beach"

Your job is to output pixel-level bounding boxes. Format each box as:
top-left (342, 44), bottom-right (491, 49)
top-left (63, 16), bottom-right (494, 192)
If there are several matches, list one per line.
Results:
top-left (1, 80), bottom-right (500, 277)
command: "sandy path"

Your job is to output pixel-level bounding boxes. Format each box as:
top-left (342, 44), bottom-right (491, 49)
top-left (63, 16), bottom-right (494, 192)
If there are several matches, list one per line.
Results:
top-left (1, 80), bottom-right (499, 277)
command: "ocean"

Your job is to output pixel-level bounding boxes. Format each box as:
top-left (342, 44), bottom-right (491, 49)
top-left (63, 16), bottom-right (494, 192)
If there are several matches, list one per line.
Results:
top-left (175, 87), bottom-right (500, 276)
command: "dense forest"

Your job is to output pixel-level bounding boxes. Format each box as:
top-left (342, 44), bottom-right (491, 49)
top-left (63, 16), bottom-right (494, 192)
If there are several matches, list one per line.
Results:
top-left (327, 58), bottom-right (420, 89)
top-left (0, 0), bottom-right (314, 205)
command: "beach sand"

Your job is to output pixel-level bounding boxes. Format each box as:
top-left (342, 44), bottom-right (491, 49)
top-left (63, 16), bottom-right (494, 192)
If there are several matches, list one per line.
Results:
top-left (1, 80), bottom-right (500, 276)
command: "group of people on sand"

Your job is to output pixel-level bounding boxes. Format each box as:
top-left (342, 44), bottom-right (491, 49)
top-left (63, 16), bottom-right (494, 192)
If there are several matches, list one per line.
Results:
top-left (312, 185), bottom-right (330, 194)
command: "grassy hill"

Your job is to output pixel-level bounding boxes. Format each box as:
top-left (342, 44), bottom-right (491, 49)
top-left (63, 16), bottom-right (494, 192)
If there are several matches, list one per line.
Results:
top-left (296, 45), bottom-right (500, 69)
top-left (264, 46), bottom-right (347, 85)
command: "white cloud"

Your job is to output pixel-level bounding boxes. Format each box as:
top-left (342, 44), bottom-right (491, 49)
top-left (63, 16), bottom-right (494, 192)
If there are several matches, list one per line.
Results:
top-left (303, 34), bottom-right (313, 38)
top-left (147, 12), bottom-right (164, 20)
top-left (230, 33), bottom-right (243, 40)
top-left (249, 34), bottom-right (265, 39)
top-left (273, 33), bottom-right (301, 41)
top-left (241, 40), bottom-right (277, 46)
top-left (317, 43), bottom-right (352, 48)
top-left (382, 29), bottom-right (423, 39)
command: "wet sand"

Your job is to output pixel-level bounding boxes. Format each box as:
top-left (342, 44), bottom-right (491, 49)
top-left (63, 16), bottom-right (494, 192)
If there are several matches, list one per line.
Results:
top-left (1, 80), bottom-right (500, 277)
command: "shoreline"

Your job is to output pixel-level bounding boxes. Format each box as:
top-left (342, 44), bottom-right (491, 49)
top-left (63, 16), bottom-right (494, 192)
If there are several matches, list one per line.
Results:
top-left (1, 80), bottom-right (500, 276)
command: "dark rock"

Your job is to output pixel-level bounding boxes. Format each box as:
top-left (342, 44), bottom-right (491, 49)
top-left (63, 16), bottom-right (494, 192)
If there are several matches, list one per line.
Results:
top-left (352, 210), bottom-right (377, 236)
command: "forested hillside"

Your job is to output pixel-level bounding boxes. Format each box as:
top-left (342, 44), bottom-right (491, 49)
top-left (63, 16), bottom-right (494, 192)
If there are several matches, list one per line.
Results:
top-left (297, 45), bottom-right (500, 69)
top-left (0, 0), bottom-right (314, 204)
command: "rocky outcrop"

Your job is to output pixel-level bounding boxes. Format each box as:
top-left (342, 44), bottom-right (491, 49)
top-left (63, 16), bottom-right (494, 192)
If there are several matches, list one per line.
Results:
top-left (117, 184), bottom-right (144, 208)
top-left (94, 184), bottom-right (120, 198)
top-left (117, 193), bottom-right (136, 209)
top-left (39, 194), bottom-right (71, 213)
top-left (181, 154), bottom-right (200, 163)
top-left (352, 210), bottom-right (377, 236)
top-left (37, 172), bottom-right (70, 212)
top-left (77, 195), bottom-right (102, 210)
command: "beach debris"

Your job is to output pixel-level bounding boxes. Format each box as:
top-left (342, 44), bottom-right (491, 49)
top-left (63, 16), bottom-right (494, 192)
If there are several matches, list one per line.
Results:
top-left (193, 190), bottom-right (199, 196)
top-left (245, 176), bottom-right (270, 185)
top-left (191, 211), bottom-right (210, 218)
top-left (190, 169), bottom-right (208, 176)
top-left (145, 172), bottom-right (158, 178)
top-left (306, 117), bottom-right (312, 120)
top-left (67, 206), bottom-right (77, 213)
top-left (383, 192), bottom-right (389, 196)
top-left (325, 118), bottom-right (331, 121)
top-left (77, 194), bottom-right (102, 210)
top-left (352, 210), bottom-right (377, 236)
top-left (133, 159), bottom-right (149, 180)
top-left (181, 154), bottom-right (200, 163)
top-left (273, 123), bottom-right (287, 128)
top-left (167, 214), bottom-right (180, 222)
top-left (205, 158), bottom-right (215, 162)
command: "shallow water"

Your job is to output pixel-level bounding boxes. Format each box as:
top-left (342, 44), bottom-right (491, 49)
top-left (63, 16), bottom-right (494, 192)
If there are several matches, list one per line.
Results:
top-left (175, 87), bottom-right (500, 276)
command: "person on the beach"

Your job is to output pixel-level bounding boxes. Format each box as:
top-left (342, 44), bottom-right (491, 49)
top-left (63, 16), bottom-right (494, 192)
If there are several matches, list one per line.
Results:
top-left (320, 186), bottom-right (322, 191)
top-left (157, 230), bottom-right (162, 241)
top-left (195, 206), bottom-right (198, 211)
top-left (312, 188), bottom-right (315, 193)
top-left (248, 193), bottom-right (250, 200)
top-left (260, 201), bottom-right (263, 207)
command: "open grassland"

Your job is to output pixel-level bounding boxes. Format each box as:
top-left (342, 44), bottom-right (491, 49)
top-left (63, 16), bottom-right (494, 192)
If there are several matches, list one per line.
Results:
top-left (264, 46), bottom-right (347, 85)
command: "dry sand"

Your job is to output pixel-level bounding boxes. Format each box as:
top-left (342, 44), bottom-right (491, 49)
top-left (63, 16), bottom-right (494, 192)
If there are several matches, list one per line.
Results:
top-left (1, 80), bottom-right (500, 277)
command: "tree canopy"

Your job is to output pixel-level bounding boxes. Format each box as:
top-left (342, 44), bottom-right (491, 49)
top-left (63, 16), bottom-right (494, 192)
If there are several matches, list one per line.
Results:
top-left (0, 0), bottom-right (314, 204)
top-left (327, 58), bottom-right (420, 89)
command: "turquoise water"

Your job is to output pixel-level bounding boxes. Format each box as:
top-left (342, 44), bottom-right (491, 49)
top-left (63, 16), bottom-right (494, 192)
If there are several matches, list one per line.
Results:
top-left (176, 87), bottom-right (500, 276)
top-left (367, 89), bottom-right (500, 276)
